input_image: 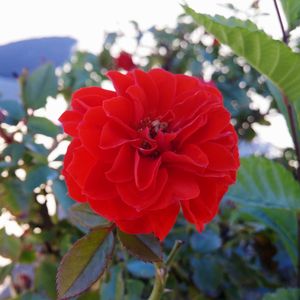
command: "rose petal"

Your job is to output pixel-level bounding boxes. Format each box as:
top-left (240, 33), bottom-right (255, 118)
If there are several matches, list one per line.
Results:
top-left (117, 168), bottom-right (168, 210)
top-left (106, 71), bottom-right (134, 96)
top-left (100, 120), bottom-right (137, 149)
top-left (134, 150), bottom-right (161, 191)
top-left (149, 202), bottom-right (180, 240)
top-left (83, 161), bottom-right (117, 200)
top-left (149, 69), bottom-right (176, 114)
top-left (103, 96), bottom-right (134, 127)
top-left (59, 110), bottom-right (82, 136)
top-left (71, 87), bottom-right (116, 113)
top-left (133, 69), bottom-right (159, 115)
top-left (105, 144), bottom-right (135, 183)
top-left (66, 146), bottom-right (97, 188)
top-left (78, 106), bottom-right (107, 156)
top-left (201, 142), bottom-right (238, 171)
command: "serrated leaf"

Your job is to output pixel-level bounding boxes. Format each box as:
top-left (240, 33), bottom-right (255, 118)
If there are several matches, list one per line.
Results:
top-left (117, 229), bottom-right (162, 262)
top-left (227, 156), bottom-right (300, 210)
top-left (0, 229), bottom-right (21, 260)
top-left (24, 165), bottom-right (58, 192)
top-left (24, 63), bottom-right (58, 110)
top-left (242, 206), bottom-right (297, 268)
top-left (57, 227), bottom-right (115, 300)
top-left (184, 6), bottom-right (300, 126)
top-left (263, 288), bottom-right (300, 300)
top-left (27, 116), bottom-right (61, 137)
top-left (280, 0), bottom-right (300, 30)
top-left (69, 203), bottom-right (111, 229)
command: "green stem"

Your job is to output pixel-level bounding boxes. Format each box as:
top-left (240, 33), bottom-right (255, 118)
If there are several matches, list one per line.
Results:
top-left (148, 263), bottom-right (167, 300)
top-left (148, 240), bottom-right (184, 300)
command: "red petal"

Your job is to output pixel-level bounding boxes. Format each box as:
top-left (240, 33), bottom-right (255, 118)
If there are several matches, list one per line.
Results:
top-left (134, 150), bottom-right (161, 191)
top-left (168, 169), bottom-right (200, 200)
top-left (105, 144), bottom-right (135, 183)
top-left (181, 144), bottom-right (209, 167)
top-left (89, 197), bottom-right (142, 221)
top-left (174, 74), bottom-right (200, 103)
top-left (181, 179), bottom-right (227, 231)
top-left (201, 142), bottom-right (238, 171)
top-left (149, 202), bottom-right (180, 240)
top-left (83, 161), bottom-right (117, 200)
top-left (100, 120), bottom-right (137, 149)
top-left (78, 106), bottom-right (107, 156)
top-left (59, 110), bottom-right (82, 136)
top-left (133, 69), bottom-right (159, 115)
top-left (117, 168), bottom-right (168, 210)
top-left (126, 85), bottom-right (146, 122)
top-left (116, 216), bottom-right (152, 235)
top-left (71, 87), bottom-right (116, 113)
top-left (190, 108), bottom-right (231, 144)
top-left (62, 139), bottom-right (86, 202)
top-left (149, 69), bottom-right (176, 114)
top-left (106, 71), bottom-right (134, 96)
top-left (66, 146), bottom-right (97, 188)
top-left (103, 96), bottom-right (134, 127)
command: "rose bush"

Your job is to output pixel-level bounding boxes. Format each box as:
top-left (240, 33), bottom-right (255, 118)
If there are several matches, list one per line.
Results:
top-left (60, 68), bottom-right (239, 240)
top-left (115, 51), bottom-right (136, 71)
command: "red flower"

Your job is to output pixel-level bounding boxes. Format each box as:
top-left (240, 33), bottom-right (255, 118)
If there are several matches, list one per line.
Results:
top-left (59, 69), bottom-right (239, 240)
top-left (115, 51), bottom-right (136, 71)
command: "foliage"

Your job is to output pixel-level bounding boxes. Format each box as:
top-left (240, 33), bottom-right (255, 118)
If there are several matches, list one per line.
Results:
top-left (0, 1), bottom-right (300, 299)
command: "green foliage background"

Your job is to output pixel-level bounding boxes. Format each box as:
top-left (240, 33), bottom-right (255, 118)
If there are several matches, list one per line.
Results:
top-left (0, 1), bottom-right (299, 299)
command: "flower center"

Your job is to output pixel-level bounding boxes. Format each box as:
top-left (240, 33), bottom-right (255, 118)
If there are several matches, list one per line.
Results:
top-left (138, 117), bottom-right (169, 138)
top-left (136, 117), bottom-right (172, 158)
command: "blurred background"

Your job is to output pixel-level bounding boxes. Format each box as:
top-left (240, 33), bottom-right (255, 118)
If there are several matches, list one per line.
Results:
top-left (0, 1), bottom-right (299, 299)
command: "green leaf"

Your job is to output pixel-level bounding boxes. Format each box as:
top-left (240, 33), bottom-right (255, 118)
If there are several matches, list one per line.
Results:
top-left (263, 288), bottom-right (300, 300)
top-left (69, 203), bottom-right (111, 229)
top-left (0, 100), bottom-right (25, 125)
top-left (184, 6), bottom-right (300, 126)
top-left (56, 227), bottom-right (115, 300)
top-left (242, 206), bottom-right (297, 268)
top-left (126, 260), bottom-right (155, 279)
top-left (0, 179), bottom-right (30, 215)
top-left (227, 156), bottom-right (300, 210)
top-left (191, 256), bottom-right (223, 294)
top-left (24, 165), bottom-right (58, 192)
top-left (100, 265), bottom-right (124, 300)
top-left (51, 179), bottom-right (74, 213)
top-left (117, 229), bottom-right (162, 262)
top-left (0, 264), bottom-right (13, 284)
top-left (3, 143), bottom-right (26, 165)
top-left (14, 292), bottom-right (49, 300)
top-left (125, 279), bottom-right (144, 300)
top-left (27, 116), bottom-right (61, 137)
top-left (35, 260), bottom-right (57, 299)
top-left (24, 63), bottom-right (57, 110)
top-left (0, 228), bottom-right (21, 260)
top-left (280, 0), bottom-right (300, 30)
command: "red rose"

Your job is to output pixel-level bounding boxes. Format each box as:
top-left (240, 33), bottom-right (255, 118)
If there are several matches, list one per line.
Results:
top-left (115, 51), bottom-right (136, 71)
top-left (59, 69), bottom-right (239, 240)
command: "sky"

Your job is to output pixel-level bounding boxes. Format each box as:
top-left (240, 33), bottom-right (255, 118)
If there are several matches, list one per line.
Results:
top-left (0, 0), bottom-right (284, 52)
